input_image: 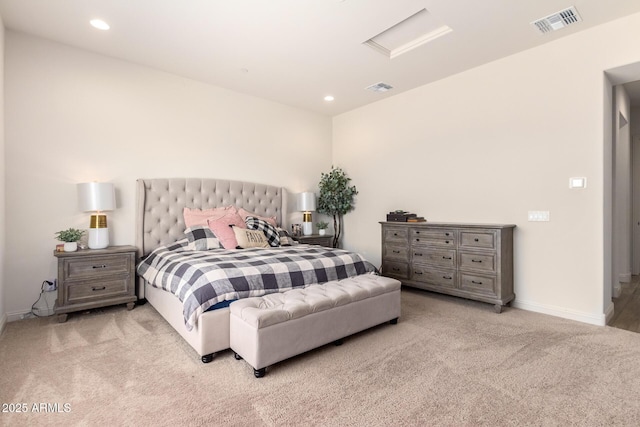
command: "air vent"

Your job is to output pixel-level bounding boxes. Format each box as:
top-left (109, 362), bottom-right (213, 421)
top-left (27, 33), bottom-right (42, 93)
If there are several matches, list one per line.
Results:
top-left (532, 6), bottom-right (582, 34)
top-left (366, 82), bottom-right (394, 93)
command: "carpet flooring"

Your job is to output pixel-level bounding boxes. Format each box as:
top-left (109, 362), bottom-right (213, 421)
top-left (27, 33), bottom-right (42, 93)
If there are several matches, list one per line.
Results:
top-left (2, 288), bottom-right (640, 426)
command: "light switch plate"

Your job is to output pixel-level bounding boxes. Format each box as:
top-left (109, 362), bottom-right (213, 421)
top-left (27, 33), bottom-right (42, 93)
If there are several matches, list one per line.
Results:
top-left (528, 211), bottom-right (550, 221)
top-left (569, 177), bottom-right (587, 189)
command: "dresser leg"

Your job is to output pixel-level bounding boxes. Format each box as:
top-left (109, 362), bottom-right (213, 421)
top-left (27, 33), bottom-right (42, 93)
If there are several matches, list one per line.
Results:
top-left (494, 304), bottom-right (503, 314)
top-left (126, 302), bottom-right (135, 310)
top-left (57, 314), bottom-right (68, 323)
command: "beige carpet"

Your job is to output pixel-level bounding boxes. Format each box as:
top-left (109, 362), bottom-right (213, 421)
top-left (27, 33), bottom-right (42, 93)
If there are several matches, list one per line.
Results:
top-left (2, 288), bottom-right (640, 426)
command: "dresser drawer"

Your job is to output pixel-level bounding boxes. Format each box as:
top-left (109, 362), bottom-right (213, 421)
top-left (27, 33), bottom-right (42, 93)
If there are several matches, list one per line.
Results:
top-left (412, 229), bottom-right (456, 248)
top-left (459, 273), bottom-right (496, 296)
top-left (384, 227), bottom-right (409, 243)
top-left (411, 266), bottom-right (456, 289)
top-left (65, 278), bottom-right (131, 304)
top-left (383, 245), bottom-right (409, 262)
top-left (412, 248), bottom-right (456, 269)
top-left (64, 255), bottom-right (131, 280)
top-left (460, 231), bottom-right (496, 250)
top-left (459, 251), bottom-right (496, 273)
top-left (383, 261), bottom-right (409, 279)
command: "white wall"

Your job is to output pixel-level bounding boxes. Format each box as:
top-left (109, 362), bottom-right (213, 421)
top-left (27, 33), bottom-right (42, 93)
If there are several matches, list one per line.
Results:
top-left (0, 18), bottom-right (6, 333)
top-left (333, 12), bottom-right (640, 325)
top-left (4, 31), bottom-right (332, 319)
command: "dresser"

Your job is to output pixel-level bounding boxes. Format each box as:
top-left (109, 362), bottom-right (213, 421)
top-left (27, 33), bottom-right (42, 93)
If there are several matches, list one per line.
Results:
top-left (53, 245), bottom-right (137, 322)
top-left (381, 222), bottom-right (515, 312)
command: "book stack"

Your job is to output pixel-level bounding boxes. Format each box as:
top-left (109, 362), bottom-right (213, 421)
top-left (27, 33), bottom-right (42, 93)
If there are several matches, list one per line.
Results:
top-left (407, 216), bottom-right (426, 222)
top-left (386, 211), bottom-right (427, 222)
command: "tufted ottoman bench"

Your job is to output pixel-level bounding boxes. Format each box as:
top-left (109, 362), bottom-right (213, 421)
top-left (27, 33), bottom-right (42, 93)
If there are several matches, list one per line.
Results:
top-left (229, 273), bottom-right (401, 377)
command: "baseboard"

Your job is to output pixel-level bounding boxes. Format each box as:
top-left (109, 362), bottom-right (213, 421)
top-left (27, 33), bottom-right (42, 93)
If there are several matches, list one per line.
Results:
top-left (613, 283), bottom-right (622, 299)
top-left (512, 299), bottom-right (606, 326)
top-left (619, 272), bottom-right (632, 283)
top-left (604, 300), bottom-right (616, 325)
top-left (0, 312), bottom-right (7, 337)
top-left (6, 309), bottom-right (32, 322)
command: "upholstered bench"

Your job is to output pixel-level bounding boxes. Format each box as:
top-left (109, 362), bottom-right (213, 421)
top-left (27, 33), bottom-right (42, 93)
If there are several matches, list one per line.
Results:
top-left (229, 273), bottom-right (401, 377)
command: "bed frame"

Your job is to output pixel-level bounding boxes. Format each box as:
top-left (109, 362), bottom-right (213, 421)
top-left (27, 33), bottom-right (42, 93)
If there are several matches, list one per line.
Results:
top-left (135, 178), bottom-right (288, 362)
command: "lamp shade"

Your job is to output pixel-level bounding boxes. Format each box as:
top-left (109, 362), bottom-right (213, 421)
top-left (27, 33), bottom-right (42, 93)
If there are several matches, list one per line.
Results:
top-left (297, 192), bottom-right (316, 212)
top-left (77, 182), bottom-right (116, 212)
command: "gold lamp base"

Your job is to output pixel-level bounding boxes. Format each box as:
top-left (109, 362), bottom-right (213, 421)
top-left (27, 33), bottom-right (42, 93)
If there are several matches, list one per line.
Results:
top-left (88, 214), bottom-right (109, 249)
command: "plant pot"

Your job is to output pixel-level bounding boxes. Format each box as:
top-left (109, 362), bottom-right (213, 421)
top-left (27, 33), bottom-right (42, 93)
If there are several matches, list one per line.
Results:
top-left (63, 242), bottom-right (78, 252)
top-left (319, 229), bottom-right (326, 236)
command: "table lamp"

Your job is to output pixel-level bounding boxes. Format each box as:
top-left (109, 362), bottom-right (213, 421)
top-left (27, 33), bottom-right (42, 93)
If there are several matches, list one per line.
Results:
top-left (297, 192), bottom-right (316, 236)
top-left (77, 182), bottom-right (116, 249)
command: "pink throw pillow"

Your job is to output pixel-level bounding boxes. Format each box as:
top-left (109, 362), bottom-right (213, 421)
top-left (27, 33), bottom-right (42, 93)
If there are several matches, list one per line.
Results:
top-left (184, 206), bottom-right (236, 228)
top-left (237, 207), bottom-right (277, 228)
top-left (207, 211), bottom-right (247, 249)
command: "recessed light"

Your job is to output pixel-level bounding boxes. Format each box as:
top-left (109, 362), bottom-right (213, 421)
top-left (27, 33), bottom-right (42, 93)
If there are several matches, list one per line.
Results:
top-left (324, 95), bottom-right (335, 102)
top-left (90, 19), bottom-right (110, 30)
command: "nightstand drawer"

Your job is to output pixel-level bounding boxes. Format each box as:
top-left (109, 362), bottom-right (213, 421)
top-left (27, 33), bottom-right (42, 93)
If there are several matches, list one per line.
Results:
top-left (66, 278), bottom-right (130, 304)
top-left (64, 255), bottom-right (131, 280)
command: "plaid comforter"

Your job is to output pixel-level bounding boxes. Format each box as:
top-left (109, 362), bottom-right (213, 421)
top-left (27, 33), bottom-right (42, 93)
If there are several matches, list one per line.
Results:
top-left (137, 239), bottom-right (377, 330)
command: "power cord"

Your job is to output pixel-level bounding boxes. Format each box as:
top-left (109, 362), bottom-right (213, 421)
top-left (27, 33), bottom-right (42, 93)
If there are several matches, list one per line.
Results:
top-left (31, 280), bottom-right (57, 317)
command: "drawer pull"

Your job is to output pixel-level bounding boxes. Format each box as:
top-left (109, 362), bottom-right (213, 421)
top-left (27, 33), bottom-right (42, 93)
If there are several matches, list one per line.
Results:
top-left (392, 250), bottom-right (401, 254)
top-left (472, 259), bottom-right (482, 263)
top-left (415, 271), bottom-right (423, 275)
top-left (445, 232), bottom-right (450, 236)
top-left (445, 240), bottom-right (450, 244)
top-left (471, 280), bottom-right (483, 285)
top-left (92, 286), bottom-right (107, 291)
top-left (416, 238), bottom-right (420, 242)
top-left (442, 256), bottom-right (452, 260)
top-left (442, 276), bottom-right (452, 280)
top-left (415, 253), bottom-right (423, 257)
top-left (393, 233), bottom-right (398, 236)
top-left (93, 265), bottom-right (107, 269)
top-left (474, 238), bottom-right (479, 242)
top-left (392, 267), bottom-right (400, 272)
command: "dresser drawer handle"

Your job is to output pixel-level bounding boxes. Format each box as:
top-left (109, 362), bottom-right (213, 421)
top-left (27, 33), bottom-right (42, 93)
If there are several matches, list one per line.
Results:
top-left (392, 250), bottom-right (401, 254)
top-left (474, 238), bottom-right (479, 242)
top-left (393, 233), bottom-right (398, 236)
top-left (445, 240), bottom-right (450, 244)
top-left (415, 271), bottom-right (423, 275)
top-left (415, 253), bottom-right (423, 257)
top-left (92, 286), bottom-right (106, 291)
top-left (471, 280), bottom-right (483, 285)
top-left (392, 267), bottom-right (400, 272)
top-left (445, 232), bottom-right (450, 236)
top-left (93, 265), bottom-right (107, 269)
top-left (472, 259), bottom-right (482, 263)
top-left (416, 238), bottom-right (420, 242)
top-left (442, 276), bottom-right (452, 280)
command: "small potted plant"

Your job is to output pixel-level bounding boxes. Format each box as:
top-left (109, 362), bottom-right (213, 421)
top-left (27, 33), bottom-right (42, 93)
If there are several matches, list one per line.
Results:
top-left (55, 228), bottom-right (85, 252)
top-left (316, 221), bottom-right (329, 236)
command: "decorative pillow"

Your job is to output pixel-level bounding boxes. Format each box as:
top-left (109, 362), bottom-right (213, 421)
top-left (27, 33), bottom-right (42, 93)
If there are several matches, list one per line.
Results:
top-left (237, 208), bottom-right (277, 228)
top-left (276, 227), bottom-right (296, 246)
top-left (207, 211), bottom-right (246, 250)
top-left (184, 226), bottom-right (221, 251)
top-left (232, 226), bottom-right (270, 249)
top-left (245, 216), bottom-right (280, 247)
top-left (183, 206), bottom-right (236, 228)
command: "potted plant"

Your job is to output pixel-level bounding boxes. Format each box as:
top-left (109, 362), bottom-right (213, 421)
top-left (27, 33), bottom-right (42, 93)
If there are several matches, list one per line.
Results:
top-left (55, 228), bottom-right (85, 252)
top-left (316, 221), bottom-right (329, 236)
top-left (317, 166), bottom-right (358, 248)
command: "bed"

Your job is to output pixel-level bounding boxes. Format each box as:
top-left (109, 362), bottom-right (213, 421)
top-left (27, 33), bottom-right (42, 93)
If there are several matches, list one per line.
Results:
top-left (135, 178), bottom-right (377, 362)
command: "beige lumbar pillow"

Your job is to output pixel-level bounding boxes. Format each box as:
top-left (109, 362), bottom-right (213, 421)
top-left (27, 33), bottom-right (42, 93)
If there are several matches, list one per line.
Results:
top-left (232, 226), bottom-right (269, 248)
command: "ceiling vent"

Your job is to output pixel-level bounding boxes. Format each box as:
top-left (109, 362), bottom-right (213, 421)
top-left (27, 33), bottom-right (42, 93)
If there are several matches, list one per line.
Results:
top-left (532, 6), bottom-right (582, 34)
top-left (366, 82), bottom-right (393, 93)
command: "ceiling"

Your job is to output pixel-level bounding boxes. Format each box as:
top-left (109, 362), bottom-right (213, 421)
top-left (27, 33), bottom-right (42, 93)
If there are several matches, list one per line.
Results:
top-left (1, 0), bottom-right (640, 116)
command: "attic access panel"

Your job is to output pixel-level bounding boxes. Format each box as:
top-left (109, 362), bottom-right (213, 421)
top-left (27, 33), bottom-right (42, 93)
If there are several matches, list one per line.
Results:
top-left (363, 8), bottom-right (452, 59)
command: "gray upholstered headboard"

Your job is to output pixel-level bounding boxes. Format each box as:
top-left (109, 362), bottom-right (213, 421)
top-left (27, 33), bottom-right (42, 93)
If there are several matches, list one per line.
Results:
top-left (136, 178), bottom-right (288, 258)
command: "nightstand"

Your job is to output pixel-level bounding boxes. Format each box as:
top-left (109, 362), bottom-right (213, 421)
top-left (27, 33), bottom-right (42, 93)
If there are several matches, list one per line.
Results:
top-left (53, 245), bottom-right (137, 322)
top-left (294, 234), bottom-right (334, 248)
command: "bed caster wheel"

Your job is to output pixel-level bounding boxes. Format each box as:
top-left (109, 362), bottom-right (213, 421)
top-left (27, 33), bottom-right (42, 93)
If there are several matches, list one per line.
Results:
top-left (334, 339), bottom-right (343, 346)
top-left (201, 353), bottom-right (214, 363)
top-left (390, 317), bottom-right (398, 325)
top-left (234, 352), bottom-right (242, 360)
top-left (254, 368), bottom-right (266, 378)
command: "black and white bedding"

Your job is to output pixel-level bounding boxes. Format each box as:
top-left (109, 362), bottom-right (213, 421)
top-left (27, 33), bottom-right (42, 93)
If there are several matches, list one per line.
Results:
top-left (137, 239), bottom-right (377, 330)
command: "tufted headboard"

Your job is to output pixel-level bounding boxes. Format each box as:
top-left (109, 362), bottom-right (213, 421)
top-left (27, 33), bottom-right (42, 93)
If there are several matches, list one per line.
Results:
top-left (136, 178), bottom-right (288, 258)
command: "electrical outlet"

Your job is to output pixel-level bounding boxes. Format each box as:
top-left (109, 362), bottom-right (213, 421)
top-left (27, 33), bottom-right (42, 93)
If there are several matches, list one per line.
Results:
top-left (528, 211), bottom-right (550, 221)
